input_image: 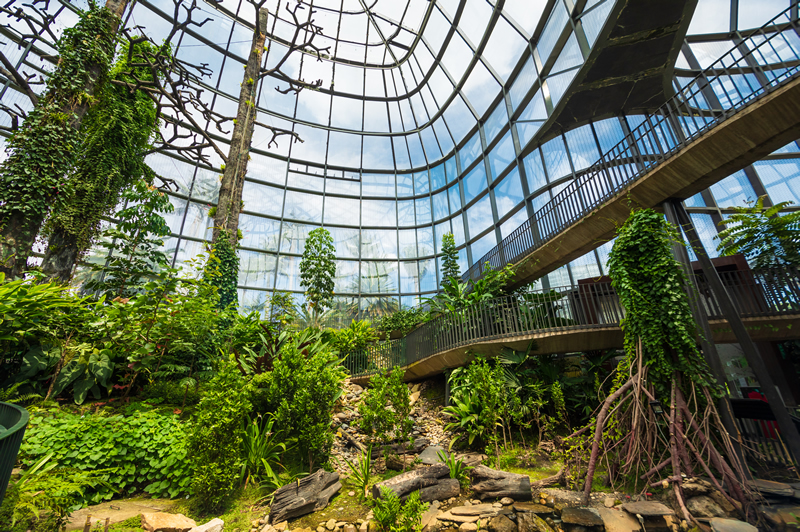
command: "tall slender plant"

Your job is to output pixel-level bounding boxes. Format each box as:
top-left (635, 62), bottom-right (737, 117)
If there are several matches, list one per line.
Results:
top-left (440, 233), bottom-right (460, 287)
top-left (300, 228), bottom-right (336, 320)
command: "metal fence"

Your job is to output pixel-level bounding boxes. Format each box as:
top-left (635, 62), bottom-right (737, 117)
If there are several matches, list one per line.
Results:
top-left (342, 267), bottom-right (800, 377)
top-left (463, 6), bottom-right (800, 283)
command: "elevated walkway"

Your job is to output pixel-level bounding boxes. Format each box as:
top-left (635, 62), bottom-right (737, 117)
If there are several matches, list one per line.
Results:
top-left (344, 268), bottom-right (800, 383)
top-left (463, 6), bottom-right (800, 290)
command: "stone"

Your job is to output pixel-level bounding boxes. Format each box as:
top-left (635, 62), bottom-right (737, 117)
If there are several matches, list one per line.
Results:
top-left (451, 504), bottom-right (496, 516)
top-left (336, 522), bottom-right (347, 528)
top-left (517, 512), bottom-right (554, 532)
top-left (682, 478), bottom-right (714, 499)
top-left (421, 501), bottom-right (442, 532)
top-left (351, 384), bottom-right (363, 392)
top-left (317, 528), bottom-right (325, 532)
top-left (336, 413), bottom-right (348, 421)
top-left (261, 526), bottom-right (276, 532)
top-left (412, 384), bottom-right (421, 393)
top-left (513, 503), bottom-right (553, 514)
top-left (686, 496), bottom-right (726, 518)
top-left (471, 500), bottom-right (482, 505)
top-left (419, 445), bottom-right (447, 465)
top-left (708, 518), bottom-right (758, 532)
top-left (326, 520), bottom-right (337, 531)
top-left (500, 497), bottom-right (514, 506)
top-left (411, 392), bottom-right (421, 405)
top-left (275, 523), bottom-right (289, 532)
top-left (190, 519), bottom-right (224, 532)
top-left (359, 523), bottom-right (368, 532)
top-left (561, 508), bottom-right (603, 527)
top-left (604, 498), bottom-right (615, 508)
top-left (747, 479), bottom-right (794, 497)
top-left (344, 525), bottom-right (357, 532)
top-left (492, 503), bottom-right (503, 509)
top-left (459, 523), bottom-right (477, 532)
top-left (142, 513), bottom-right (197, 532)
top-left (487, 515), bottom-right (516, 532)
top-left (597, 509), bottom-right (641, 532)
top-left (620, 502), bottom-right (674, 517)
top-left (349, 491), bottom-right (356, 497)
top-left (437, 512), bottom-right (480, 523)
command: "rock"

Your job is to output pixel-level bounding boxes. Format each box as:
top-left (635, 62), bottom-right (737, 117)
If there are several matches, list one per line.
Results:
top-left (344, 525), bottom-right (357, 532)
top-left (604, 498), bottom-right (616, 508)
top-left (351, 384), bottom-right (363, 392)
top-left (326, 519), bottom-right (337, 530)
top-left (561, 508), bottom-right (603, 527)
top-left (421, 501), bottom-right (442, 531)
top-left (451, 504), bottom-right (496, 516)
top-left (597, 509), bottom-right (640, 532)
top-left (438, 512), bottom-right (480, 523)
top-left (492, 503), bottom-right (502, 509)
top-left (317, 527), bottom-right (325, 532)
top-left (747, 479), bottom-right (794, 497)
top-left (708, 491), bottom-right (739, 514)
top-left (349, 491), bottom-right (356, 497)
top-left (471, 500), bottom-right (481, 505)
top-left (336, 522), bottom-right (347, 528)
top-left (190, 519), bottom-right (224, 532)
top-left (336, 413), bottom-right (348, 421)
top-left (500, 497), bottom-right (513, 506)
top-left (682, 478), bottom-right (714, 498)
top-left (459, 523), bottom-right (477, 532)
top-left (142, 513), bottom-right (197, 532)
top-left (419, 446), bottom-right (446, 465)
top-left (709, 518), bottom-right (758, 532)
top-left (488, 515), bottom-right (516, 532)
top-left (261, 525), bottom-right (277, 532)
top-left (359, 523), bottom-right (368, 532)
top-left (412, 384), bottom-right (421, 393)
top-left (513, 503), bottom-right (552, 514)
top-left (518, 513), bottom-right (554, 532)
top-left (686, 496), bottom-right (726, 518)
top-left (275, 522), bottom-right (289, 532)
top-left (620, 502), bottom-right (674, 517)
top-left (411, 392), bottom-right (421, 405)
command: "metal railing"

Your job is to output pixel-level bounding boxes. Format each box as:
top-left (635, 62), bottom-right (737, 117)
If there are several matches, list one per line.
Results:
top-left (342, 267), bottom-right (800, 377)
top-left (463, 6), bottom-right (800, 283)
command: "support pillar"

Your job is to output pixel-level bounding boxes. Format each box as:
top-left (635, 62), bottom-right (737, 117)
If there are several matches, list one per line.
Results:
top-left (662, 201), bottom-right (748, 474)
top-left (672, 200), bottom-right (800, 464)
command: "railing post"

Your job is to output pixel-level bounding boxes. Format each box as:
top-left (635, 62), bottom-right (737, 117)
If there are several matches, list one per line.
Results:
top-left (663, 201), bottom-right (749, 474)
top-left (673, 200), bottom-right (800, 464)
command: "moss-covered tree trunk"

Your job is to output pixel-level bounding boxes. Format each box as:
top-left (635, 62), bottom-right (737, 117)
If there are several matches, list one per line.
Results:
top-left (212, 8), bottom-right (268, 249)
top-left (0, 0), bottom-right (128, 279)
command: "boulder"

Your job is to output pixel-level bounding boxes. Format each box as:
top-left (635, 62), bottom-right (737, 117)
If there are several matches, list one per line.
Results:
top-left (518, 513), bottom-right (555, 532)
top-left (459, 524), bottom-right (478, 532)
top-left (142, 513), bottom-right (197, 532)
top-left (190, 518), bottom-right (224, 532)
top-left (421, 501), bottom-right (441, 532)
top-left (487, 515), bottom-right (516, 532)
top-left (709, 518), bottom-right (758, 532)
top-left (451, 504), bottom-right (496, 516)
top-left (682, 478), bottom-right (714, 499)
top-left (561, 508), bottom-right (603, 527)
top-left (686, 496), bottom-right (726, 519)
top-left (419, 446), bottom-right (446, 465)
top-left (500, 497), bottom-right (514, 506)
top-left (596, 509), bottom-right (641, 532)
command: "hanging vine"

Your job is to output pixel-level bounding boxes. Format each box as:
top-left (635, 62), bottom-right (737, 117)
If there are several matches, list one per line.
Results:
top-left (565, 209), bottom-right (753, 526)
top-left (204, 229), bottom-right (240, 310)
top-left (40, 40), bottom-right (162, 283)
top-left (0, 3), bottom-right (120, 278)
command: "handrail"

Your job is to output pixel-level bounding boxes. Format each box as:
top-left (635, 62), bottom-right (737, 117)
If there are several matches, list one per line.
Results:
top-left (0, 402), bottom-right (29, 504)
top-left (342, 266), bottom-right (800, 377)
top-left (462, 5), bottom-right (800, 283)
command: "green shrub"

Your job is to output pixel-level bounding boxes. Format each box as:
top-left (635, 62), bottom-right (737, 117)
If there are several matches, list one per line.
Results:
top-left (140, 380), bottom-right (200, 406)
top-left (21, 410), bottom-right (191, 505)
top-left (255, 330), bottom-right (346, 470)
top-left (188, 356), bottom-right (253, 513)
top-left (376, 308), bottom-right (430, 337)
top-left (359, 368), bottom-right (412, 445)
top-left (374, 488), bottom-right (428, 532)
top-left (329, 319), bottom-right (378, 353)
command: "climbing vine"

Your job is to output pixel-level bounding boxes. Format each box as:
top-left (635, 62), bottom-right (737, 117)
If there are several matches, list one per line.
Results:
top-left (606, 208), bottom-right (716, 394)
top-left (42, 39), bottom-right (161, 282)
top-left (0, 3), bottom-right (120, 277)
top-left (205, 229), bottom-right (239, 310)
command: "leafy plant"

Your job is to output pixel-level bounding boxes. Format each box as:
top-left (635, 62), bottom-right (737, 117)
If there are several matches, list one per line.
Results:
top-left (376, 308), bottom-right (430, 337)
top-left (205, 228), bottom-right (240, 310)
top-left (440, 233), bottom-right (460, 287)
top-left (374, 487), bottom-right (429, 532)
top-left (0, 453), bottom-right (109, 531)
top-left (716, 195), bottom-right (800, 268)
top-left (254, 330), bottom-right (346, 470)
top-left (338, 444), bottom-right (373, 499)
top-left (241, 414), bottom-right (287, 490)
top-left (437, 450), bottom-right (472, 488)
top-left (21, 411), bottom-right (192, 504)
top-left (300, 228), bottom-right (336, 317)
top-left (330, 319), bottom-right (378, 353)
top-left (188, 356), bottom-right (253, 513)
top-left (359, 368), bottom-right (413, 445)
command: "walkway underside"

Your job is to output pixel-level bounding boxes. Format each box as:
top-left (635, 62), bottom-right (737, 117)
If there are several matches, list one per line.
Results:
top-left (509, 76), bottom-right (800, 290)
top-left (350, 314), bottom-right (800, 384)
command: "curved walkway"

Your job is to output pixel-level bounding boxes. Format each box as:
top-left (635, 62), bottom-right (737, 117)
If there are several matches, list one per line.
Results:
top-left (343, 268), bottom-right (800, 383)
top-left (462, 6), bottom-right (800, 290)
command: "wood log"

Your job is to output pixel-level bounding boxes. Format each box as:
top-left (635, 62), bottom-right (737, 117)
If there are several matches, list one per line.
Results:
top-left (371, 437), bottom-right (430, 459)
top-left (418, 478), bottom-right (460, 502)
top-left (372, 463), bottom-right (449, 499)
top-left (270, 469), bottom-right (341, 523)
top-left (471, 465), bottom-right (532, 501)
top-left (530, 467), bottom-right (566, 490)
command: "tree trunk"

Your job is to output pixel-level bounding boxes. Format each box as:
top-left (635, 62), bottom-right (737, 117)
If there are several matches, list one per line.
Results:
top-left (0, 0), bottom-right (129, 279)
top-left (41, 228), bottom-right (80, 283)
top-left (418, 478), bottom-right (460, 502)
top-left (371, 437), bottom-right (430, 459)
top-left (372, 464), bottom-right (449, 499)
top-left (269, 469), bottom-right (341, 524)
top-left (470, 465), bottom-right (532, 501)
top-left (212, 8), bottom-right (268, 248)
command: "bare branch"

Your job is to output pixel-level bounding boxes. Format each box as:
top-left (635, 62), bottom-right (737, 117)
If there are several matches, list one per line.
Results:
top-left (0, 49), bottom-right (38, 104)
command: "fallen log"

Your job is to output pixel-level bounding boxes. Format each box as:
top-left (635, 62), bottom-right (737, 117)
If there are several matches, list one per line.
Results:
top-left (419, 478), bottom-right (460, 502)
top-left (530, 467), bottom-right (566, 490)
top-left (471, 465), bottom-right (532, 501)
top-left (270, 469), bottom-right (341, 523)
top-left (371, 437), bottom-right (430, 459)
top-left (372, 463), bottom-right (450, 499)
